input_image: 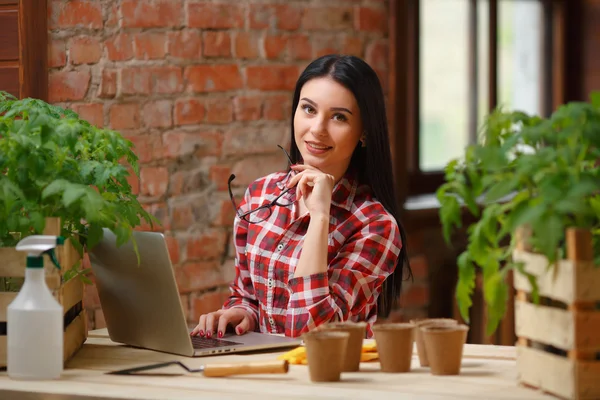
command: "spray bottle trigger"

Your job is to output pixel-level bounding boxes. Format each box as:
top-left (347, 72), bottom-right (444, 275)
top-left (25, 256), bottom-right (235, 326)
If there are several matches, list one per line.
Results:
top-left (44, 249), bottom-right (61, 271)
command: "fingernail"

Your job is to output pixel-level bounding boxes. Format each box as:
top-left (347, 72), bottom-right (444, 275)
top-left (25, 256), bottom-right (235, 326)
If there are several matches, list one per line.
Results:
top-left (207, 331), bottom-right (212, 338)
top-left (236, 327), bottom-right (243, 335)
top-left (218, 331), bottom-right (223, 338)
top-left (199, 330), bottom-right (204, 336)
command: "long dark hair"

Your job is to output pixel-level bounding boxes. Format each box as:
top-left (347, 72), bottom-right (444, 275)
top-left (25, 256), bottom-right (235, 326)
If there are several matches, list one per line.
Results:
top-left (289, 54), bottom-right (412, 318)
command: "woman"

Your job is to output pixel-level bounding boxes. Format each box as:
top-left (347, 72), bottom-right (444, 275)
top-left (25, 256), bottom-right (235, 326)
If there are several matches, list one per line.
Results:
top-left (192, 55), bottom-right (411, 339)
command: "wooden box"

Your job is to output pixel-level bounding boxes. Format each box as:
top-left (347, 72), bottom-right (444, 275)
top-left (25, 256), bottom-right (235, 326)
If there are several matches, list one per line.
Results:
top-left (512, 228), bottom-right (600, 400)
top-left (0, 218), bottom-right (88, 368)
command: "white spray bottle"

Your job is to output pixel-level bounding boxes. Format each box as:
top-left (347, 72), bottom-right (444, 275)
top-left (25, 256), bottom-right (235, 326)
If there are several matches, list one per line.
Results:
top-left (7, 235), bottom-right (65, 380)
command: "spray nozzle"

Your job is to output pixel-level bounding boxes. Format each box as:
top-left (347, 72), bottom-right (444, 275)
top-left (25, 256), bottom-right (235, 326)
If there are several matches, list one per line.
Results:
top-left (15, 235), bottom-right (65, 270)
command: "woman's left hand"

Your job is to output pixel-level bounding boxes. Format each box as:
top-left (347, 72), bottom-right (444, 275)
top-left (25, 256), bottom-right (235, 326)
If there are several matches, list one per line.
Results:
top-left (286, 164), bottom-right (335, 217)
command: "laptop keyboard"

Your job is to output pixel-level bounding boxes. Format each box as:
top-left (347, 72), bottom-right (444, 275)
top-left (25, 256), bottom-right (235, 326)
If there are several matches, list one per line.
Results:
top-left (190, 335), bottom-right (242, 349)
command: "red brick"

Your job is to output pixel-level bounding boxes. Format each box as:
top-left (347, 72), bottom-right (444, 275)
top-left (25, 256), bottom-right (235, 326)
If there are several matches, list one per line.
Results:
top-left (109, 103), bottom-right (140, 130)
top-left (263, 95), bottom-right (290, 121)
top-left (213, 198), bottom-right (235, 227)
top-left (399, 284), bottom-right (430, 308)
top-left (70, 36), bottom-right (102, 65)
top-left (122, 0), bottom-right (183, 28)
top-left (314, 35), bottom-right (340, 58)
top-left (168, 31), bottom-right (202, 60)
top-left (188, 3), bottom-right (244, 29)
top-left (209, 165), bottom-right (231, 192)
top-left (185, 65), bottom-right (242, 93)
top-left (343, 36), bottom-right (364, 57)
top-left (98, 69), bottom-right (117, 99)
top-left (246, 66), bottom-right (298, 91)
top-left (133, 32), bottom-right (167, 60)
top-left (165, 234), bottom-right (181, 265)
top-left (125, 166), bottom-right (140, 195)
top-left (231, 155), bottom-right (287, 187)
top-left (223, 127), bottom-right (286, 157)
top-left (72, 103), bottom-right (103, 127)
top-left (106, 2), bottom-right (119, 27)
top-left (174, 98), bottom-right (205, 126)
top-left (125, 134), bottom-right (162, 163)
top-left (48, 70), bottom-right (91, 102)
top-left (48, 40), bottom-right (66, 68)
top-left (140, 167), bottom-right (169, 197)
top-left (138, 202), bottom-right (169, 232)
top-left (233, 32), bottom-right (260, 59)
top-left (49, 0), bottom-right (102, 29)
top-left (301, 7), bottom-right (353, 31)
top-left (142, 100), bottom-right (173, 129)
top-left (264, 35), bottom-right (288, 60)
top-left (162, 131), bottom-right (222, 159)
top-left (365, 39), bottom-right (388, 70)
top-left (106, 34), bottom-right (134, 61)
top-left (289, 34), bottom-right (311, 60)
top-left (150, 66), bottom-right (183, 94)
top-left (169, 168), bottom-right (208, 197)
top-left (203, 32), bottom-right (231, 58)
top-left (169, 198), bottom-right (195, 231)
top-left (94, 308), bottom-right (106, 329)
top-left (275, 5), bottom-right (302, 31)
top-left (187, 231), bottom-right (226, 260)
top-left (179, 261), bottom-right (226, 293)
top-left (190, 289), bottom-right (231, 321)
top-left (121, 67), bottom-right (151, 95)
top-left (206, 98), bottom-right (233, 124)
top-left (249, 4), bottom-right (271, 29)
top-left (233, 96), bottom-right (262, 121)
top-left (355, 6), bottom-right (388, 33)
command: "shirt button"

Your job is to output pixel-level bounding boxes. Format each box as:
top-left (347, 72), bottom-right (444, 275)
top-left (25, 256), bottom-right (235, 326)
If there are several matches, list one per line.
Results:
top-left (269, 317), bottom-right (275, 325)
top-left (267, 278), bottom-right (274, 288)
top-left (276, 243), bottom-right (284, 251)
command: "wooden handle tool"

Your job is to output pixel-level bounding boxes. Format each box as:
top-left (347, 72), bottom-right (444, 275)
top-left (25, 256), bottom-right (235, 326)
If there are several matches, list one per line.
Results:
top-left (202, 360), bottom-right (289, 378)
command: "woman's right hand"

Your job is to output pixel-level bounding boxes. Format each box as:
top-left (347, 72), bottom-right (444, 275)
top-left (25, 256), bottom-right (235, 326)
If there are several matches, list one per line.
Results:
top-left (190, 308), bottom-right (256, 338)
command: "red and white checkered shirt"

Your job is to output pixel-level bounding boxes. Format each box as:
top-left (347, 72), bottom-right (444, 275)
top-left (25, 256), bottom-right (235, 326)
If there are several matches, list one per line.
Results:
top-left (222, 169), bottom-right (402, 338)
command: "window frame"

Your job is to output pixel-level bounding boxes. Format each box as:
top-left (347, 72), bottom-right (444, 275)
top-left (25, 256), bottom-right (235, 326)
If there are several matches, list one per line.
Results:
top-left (390, 0), bottom-right (567, 203)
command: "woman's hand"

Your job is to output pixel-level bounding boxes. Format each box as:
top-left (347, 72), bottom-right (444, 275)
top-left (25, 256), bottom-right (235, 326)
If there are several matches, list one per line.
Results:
top-left (191, 308), bottom-right (256, 337)
top-left (286, 164), bottom-right (335, 217)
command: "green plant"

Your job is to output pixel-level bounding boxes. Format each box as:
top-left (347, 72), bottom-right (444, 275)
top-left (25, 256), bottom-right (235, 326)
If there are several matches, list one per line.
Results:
top-left (437, 92), bottom-right (600, 335)
top-left (0, 91), bottom-right (157, 283)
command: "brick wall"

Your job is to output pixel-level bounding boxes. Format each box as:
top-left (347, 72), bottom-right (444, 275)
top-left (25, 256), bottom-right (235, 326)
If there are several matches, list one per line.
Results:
top-left (47, 0), bottom-right (391, 330)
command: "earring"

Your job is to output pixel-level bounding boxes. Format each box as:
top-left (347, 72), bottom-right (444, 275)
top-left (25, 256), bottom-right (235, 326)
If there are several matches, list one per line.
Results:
top-left (360, 134), bottom-right (367, 148)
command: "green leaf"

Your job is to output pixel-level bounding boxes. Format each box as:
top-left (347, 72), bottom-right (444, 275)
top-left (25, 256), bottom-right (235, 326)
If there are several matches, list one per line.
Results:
top-left (484, 177), bottom-right (519, 204)
top-left (63, 185), bottom-right (87, 207)
top-left (455, 252), bottom-right (476, 323)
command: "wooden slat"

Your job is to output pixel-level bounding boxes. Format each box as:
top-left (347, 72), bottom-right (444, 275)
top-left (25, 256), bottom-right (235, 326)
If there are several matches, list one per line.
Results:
top-left (0, 247), bottom-right (25, 278)
top-left (516, 299), bottom-right (582, 351)
top-left (0, 8), bottom-right (18, 61)
top-left (513, 249), bottom-right (600, 303)
top-left (18, 0), bottom-right (47, 100)
top-left (0, 65), bottom-right (19, 98)
top-left (64, 311), bottom-right (87, 363)
top-left (578, 357), bottom-right (600, 400)
top-left (0, 292), bottom-right (17, 321)
top-left (60, 277), bottom-right (84, 315)
top-left (516, 345), bottom-right (576, 399)
top-left (0, 1), bottom-right (18, 5)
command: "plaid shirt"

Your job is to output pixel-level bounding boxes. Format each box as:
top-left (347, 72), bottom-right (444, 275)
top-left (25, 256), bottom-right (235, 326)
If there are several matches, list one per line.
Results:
top-left (222, 169), bottom-right (402, 338)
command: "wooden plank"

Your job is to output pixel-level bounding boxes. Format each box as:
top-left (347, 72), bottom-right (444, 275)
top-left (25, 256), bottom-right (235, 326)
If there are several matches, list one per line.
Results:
top-left (513, 249), bottom-right (600, 303)
top-left (0, 1), bottom-right (18, 5)
top-left (578, 358), bottom-right (600, 400)
top-left (516, 345), bottom-right (576, 400)
top-left (60, 277), bottom-right (84, 315)
top-left (64, 311), bottom-right (87, 363)
top-left (0, 292), bottom-right (17, 321)
top-left (515, 299), bottom-right (574, 350)
top-left (18, 0), bottom-right (47, 100)
top-left (0, 8), bottom-right (18, 61)
top-left (0, 247), bottom-right (25, 278)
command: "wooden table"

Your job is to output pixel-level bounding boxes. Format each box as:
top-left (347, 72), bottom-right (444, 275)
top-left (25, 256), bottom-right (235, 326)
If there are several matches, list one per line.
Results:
top-left (0, 329), bottom-right (555, 399)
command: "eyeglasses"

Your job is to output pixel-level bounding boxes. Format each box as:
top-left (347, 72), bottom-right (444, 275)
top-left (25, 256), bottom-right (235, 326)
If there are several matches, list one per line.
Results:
top-left (228, 145), bottom-right (296, 224)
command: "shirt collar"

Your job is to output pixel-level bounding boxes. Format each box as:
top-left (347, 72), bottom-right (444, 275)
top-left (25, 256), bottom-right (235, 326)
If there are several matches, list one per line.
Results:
top-left (276, 169), bottom-right (358, 212)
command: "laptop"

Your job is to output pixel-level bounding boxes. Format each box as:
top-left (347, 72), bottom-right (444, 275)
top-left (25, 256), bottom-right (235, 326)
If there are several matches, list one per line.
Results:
top-left (88, 229), bottom-right (302, 357)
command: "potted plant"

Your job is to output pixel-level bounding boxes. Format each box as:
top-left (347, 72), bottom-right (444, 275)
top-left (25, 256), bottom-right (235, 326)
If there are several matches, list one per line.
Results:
top-left (436, 92), bottom-right (600, 399)
top-left (0, 90), bottom-right (157, 365)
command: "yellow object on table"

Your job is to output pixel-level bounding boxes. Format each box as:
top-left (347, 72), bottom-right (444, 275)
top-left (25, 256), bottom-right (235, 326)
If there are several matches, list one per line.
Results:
top-left (278, 341), bottom-right (379, 365)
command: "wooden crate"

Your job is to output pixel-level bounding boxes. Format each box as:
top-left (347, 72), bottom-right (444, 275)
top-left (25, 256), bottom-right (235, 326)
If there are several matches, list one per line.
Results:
top-left (0, 217), bottom-right (88, 368)
top-left (512, 228), bottom-right (600, 400)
